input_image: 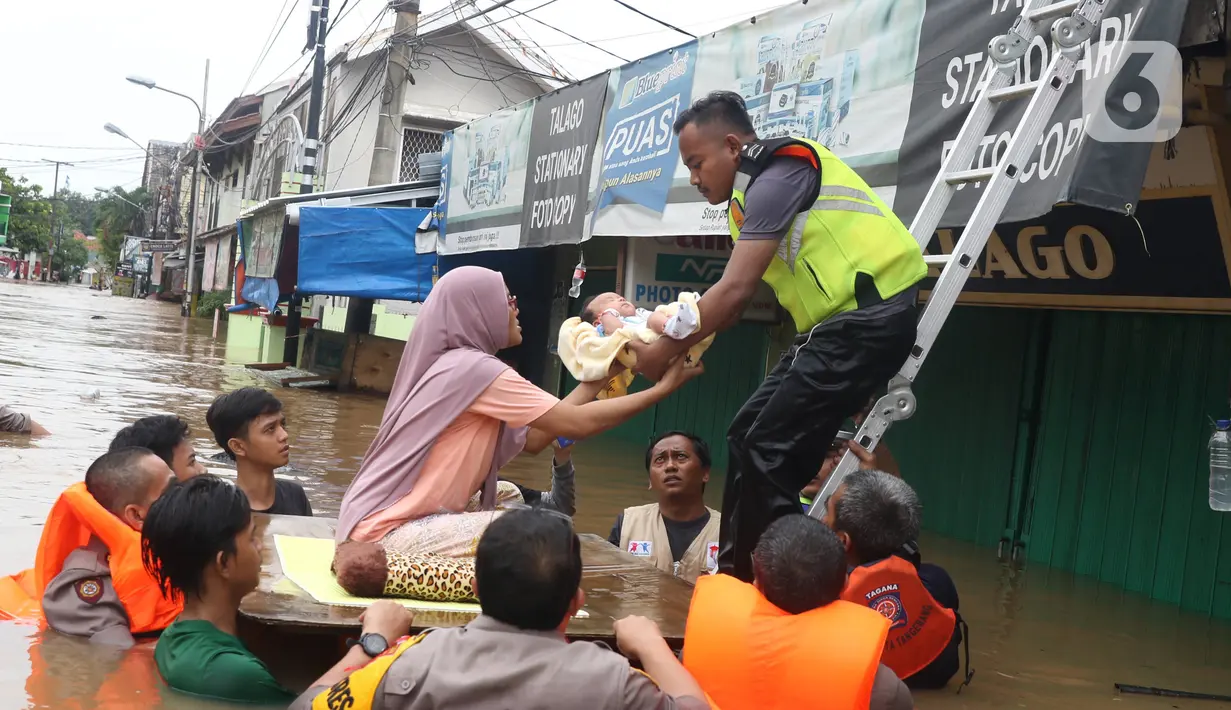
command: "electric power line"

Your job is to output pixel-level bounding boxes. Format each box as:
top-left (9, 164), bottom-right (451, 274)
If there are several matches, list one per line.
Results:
top-left (606, 0), bottom-right (695, 38)
top-left (240, 0), bottom-right (299, 96)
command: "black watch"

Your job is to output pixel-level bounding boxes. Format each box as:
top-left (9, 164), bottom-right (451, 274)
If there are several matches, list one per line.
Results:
top-left (349, 632), bottom-right (390, 658)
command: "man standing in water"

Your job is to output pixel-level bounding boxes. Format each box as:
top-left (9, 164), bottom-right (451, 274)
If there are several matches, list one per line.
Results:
top-left (631, 90), bottom-right (927, 581)
top-left (609, 431), bottom-right (720, 583)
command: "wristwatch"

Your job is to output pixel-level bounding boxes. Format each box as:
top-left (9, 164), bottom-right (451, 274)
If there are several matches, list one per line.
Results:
top-left (348, 632), bottom-right (390, 658)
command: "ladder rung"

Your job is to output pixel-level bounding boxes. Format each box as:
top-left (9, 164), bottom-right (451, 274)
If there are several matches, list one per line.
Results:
top-left (1027, 0), bottom-right (1080, 24)
top-left (988, 81), bottom-right (1041, 103)
top-left (945, 167), bottom-right (997, 185)
top-left (923, 255), bottom-right (952, 267)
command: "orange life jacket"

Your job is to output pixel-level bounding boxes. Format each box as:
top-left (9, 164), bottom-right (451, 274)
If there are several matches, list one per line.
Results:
top-left (0, 483), bottom-right (182, 634)
top-left (683, 573), bottom-right (889, 710)
top-left (843, 555), bottom-right (957, 680)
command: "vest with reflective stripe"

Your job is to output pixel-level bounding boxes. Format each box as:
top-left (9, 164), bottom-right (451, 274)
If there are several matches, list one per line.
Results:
top-left (684, 574), bottom-right (888, 710)
top-left (842, 555), bottom-right (957, 680)
top-left (728, 137), bottom-right (928, 333)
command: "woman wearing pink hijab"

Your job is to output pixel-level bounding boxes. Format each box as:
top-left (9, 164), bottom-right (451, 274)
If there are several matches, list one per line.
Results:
top-left (332, 265), bottom-right (702, 600)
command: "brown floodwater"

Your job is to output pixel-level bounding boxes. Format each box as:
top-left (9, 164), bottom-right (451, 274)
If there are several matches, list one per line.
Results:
top-left (1, 279), bottom-right (1229, 709)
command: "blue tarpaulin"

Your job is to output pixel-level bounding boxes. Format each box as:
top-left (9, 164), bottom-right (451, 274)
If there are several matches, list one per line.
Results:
top-left (298, 206), bottom-right (436, 301)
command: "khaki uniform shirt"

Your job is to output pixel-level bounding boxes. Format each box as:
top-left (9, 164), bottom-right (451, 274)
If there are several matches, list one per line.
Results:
top-left (42, 537), bottom-right (134, 648)
top-left (292, 616), bottom-right (708, 710)
top-left (618, 504), bottom-right (721, 584)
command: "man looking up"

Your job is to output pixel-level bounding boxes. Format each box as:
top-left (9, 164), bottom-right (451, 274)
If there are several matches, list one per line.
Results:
top-left (683, 514), bottom-right (912, 709)
top-left (110, 415), bottom-right (206, 481)
top-left (825, 469), bottom-right (967, 689)
top-left (609, 431), bottom-right (720, 583)
top-left (294, 508), bottom-right (710, 710)
top-left (630, 90), bottom-right (927, 582)
top-left (206, 387), bottom-right (312, 516)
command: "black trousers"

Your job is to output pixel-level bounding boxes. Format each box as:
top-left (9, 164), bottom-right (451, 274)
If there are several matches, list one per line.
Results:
top-left (718, 287), bottom-right (920, 581)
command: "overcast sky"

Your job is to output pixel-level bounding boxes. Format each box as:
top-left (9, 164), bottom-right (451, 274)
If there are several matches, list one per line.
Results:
top-left (0, 0), bottom-right (792, 198)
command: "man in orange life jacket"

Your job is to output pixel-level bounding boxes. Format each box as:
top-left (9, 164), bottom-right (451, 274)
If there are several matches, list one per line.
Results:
top-left (683, 514), bottom-right (913, 709)
top-left (41, 447), bottom-right (178, 647)
top-left (823, 469), bottom-right (968, 690)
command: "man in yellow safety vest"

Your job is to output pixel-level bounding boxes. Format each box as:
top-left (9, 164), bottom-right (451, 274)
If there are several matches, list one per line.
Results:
top-left (631, 90), bottom-right (927, 582)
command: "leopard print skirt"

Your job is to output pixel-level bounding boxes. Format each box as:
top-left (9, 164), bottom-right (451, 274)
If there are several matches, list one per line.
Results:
top-left (378, 480), bottom-right (525, 602)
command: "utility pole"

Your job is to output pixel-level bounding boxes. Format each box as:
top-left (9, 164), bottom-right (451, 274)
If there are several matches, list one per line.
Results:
top-left (283, 0), bottom-right (331, 364)
top-left (333, 0), bottom-right (421, 365)
top-left (368, 0), bottom-right (420, 186)
top-left (40, 159), bottom-right (73, 282)
top-left (184, 59), bottom-right (209, 318)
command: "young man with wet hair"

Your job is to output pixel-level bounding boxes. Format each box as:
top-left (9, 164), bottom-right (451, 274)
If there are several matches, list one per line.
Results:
top-left (608, 431), bottom-right (720, 583)
top-left (826, 470), bottom-right (966, 689)
top-left (141, 474), bottom-right (296, 704)
top-left (628, 90), bottom-right (926, 583)
top-left (683, 514), bottom-right (913, 710)
top-left (110, 414), bottom-right (206, 481)
top-left (205, 387), bottom-right (312, 516)
top-left (293, 508), bottom-right (711, 710)
top-left (41, 447), bottom-right (177, 648)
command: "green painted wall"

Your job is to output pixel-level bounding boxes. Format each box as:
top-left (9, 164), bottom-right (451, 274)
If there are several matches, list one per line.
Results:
top-left (1020, 310), bottom-right (1231, 620)
top-left (372, 304), bottom-right (416, 341)
top-left (885, 307), bottom-right (1036, 549)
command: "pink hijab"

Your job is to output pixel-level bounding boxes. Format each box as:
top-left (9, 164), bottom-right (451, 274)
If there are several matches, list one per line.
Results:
top-left (335, 265), bottom-right (527, 543)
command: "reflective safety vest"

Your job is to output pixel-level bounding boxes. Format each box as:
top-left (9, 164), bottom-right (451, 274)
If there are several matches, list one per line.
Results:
top-left (683, 573), bottom-right (888, 710)
top-left (728, 137), bottom-right (928, 333)
top-left (0, 483), bottom-right (183, 634)
top-left (843, 555), bottom-right (957, 680)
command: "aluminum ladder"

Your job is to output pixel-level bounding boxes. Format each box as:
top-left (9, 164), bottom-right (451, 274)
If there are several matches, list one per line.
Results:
top-left (806, 0), bottom-right (1107, 517)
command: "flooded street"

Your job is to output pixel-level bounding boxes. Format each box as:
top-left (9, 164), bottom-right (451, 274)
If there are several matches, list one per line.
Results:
top-left (2, 279), bottom-right (1230, 709)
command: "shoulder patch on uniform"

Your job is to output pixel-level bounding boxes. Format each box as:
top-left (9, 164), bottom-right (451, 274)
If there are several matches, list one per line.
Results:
top-left (75, 578), bottom-right (104, 604)
top-left (741, 141), bottom-right (768, 163)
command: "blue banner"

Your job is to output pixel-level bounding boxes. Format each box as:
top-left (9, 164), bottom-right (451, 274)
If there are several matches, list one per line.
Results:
top-left (596, 41), bottom-right (697, 215)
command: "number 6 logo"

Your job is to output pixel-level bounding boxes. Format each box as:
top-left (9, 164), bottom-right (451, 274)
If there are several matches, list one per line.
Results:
top-left (1082, 40), bottom-right (1182, 144)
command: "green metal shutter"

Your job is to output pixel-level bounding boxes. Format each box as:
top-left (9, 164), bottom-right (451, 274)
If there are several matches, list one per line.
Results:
top-left (886, 307), bottom-right (1036, 549)
top-left (1020, 310), bottom-right (1231, 619)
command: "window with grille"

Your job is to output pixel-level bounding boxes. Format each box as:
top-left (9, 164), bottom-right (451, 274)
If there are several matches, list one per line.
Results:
top-left (399, 128), bottom-right (444, 182)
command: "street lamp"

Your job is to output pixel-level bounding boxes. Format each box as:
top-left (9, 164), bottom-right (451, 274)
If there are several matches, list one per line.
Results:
top-left (124, 61), bottom-right (209, 318)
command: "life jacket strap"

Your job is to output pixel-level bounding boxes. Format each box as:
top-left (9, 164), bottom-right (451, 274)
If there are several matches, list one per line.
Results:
top-left (955, 612), bottom-right (975, 694)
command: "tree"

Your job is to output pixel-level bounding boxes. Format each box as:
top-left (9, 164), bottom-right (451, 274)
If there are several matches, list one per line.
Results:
top-left (0, 167), bottom-right (53, 258)
top-left (54, 238), bottom-right (89, 279)
top-left (95, 187), bottom-right (149, 273)
top-left (57, 189), bottom-right (100, 236)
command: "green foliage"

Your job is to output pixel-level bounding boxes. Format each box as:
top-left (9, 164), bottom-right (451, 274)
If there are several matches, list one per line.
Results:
top-left (54, 238), bottom-right (89, 276)
top-left (57, 189), bottom-right (101, 236)
top-left (0, 167), bottom-right (53, 257)
top-left (95, 187), bottom-right (150, 273)
top-left (196, 290), bottom-right (230, 318)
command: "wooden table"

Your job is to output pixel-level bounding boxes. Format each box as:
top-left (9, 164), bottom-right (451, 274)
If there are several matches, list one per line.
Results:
top-left (239, 513), bottom-right (696, 649)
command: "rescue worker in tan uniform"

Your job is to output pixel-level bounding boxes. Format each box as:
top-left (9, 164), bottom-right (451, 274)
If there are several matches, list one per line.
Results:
top-left (609, 432), bottom-right (719, 583)
top-left (293, 508), bottom-right (710, 710)
top-left (42, 447), bottom-right (175, 647)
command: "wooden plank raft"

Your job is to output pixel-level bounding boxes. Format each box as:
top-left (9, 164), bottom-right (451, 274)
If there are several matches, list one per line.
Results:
top-left (240, 513), bottom-right (696, 649)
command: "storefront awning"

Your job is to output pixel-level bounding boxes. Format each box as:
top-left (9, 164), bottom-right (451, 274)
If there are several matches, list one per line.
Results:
top-left (297, 206), bottom-right (436, 302)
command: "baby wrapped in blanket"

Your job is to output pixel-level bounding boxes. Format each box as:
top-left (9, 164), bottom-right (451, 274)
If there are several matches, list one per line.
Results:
top-left (557, 292), bottom-right (714, 393)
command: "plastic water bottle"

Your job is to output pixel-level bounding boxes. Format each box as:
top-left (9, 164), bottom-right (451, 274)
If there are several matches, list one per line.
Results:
top-left (567, 253), bottom-right (586, 298)
top-left (1209, 420), bottom-right (1231, 511)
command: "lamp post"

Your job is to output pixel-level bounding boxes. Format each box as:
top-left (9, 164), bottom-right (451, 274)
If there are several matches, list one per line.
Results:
top-left (124, 60), bottom-right (209, 318)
